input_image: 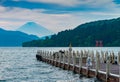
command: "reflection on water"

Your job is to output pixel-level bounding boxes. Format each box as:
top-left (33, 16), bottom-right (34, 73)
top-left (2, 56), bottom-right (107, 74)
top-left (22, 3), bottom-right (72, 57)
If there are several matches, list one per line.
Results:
top-left (0, 47), bottom-right (117, 82)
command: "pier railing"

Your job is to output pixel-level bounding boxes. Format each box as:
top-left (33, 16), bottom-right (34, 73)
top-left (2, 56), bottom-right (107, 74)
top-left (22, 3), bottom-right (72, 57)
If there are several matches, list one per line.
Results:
top-left (36, 49), bottom-right (120, 82)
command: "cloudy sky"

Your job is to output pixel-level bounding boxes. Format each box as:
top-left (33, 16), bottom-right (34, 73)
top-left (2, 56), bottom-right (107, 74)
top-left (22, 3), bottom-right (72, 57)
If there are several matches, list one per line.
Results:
top-left (0, 0), bottom-right (120, 33)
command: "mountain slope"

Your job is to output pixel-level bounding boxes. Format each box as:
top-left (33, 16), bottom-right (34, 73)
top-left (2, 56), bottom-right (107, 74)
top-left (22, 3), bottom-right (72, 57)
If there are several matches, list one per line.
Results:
top-left (0, 28), bottom-right (39, 46)
top-left (22, 17), bottom-right (120, 47)
top-left (17, 22), bottom-right (54, 37)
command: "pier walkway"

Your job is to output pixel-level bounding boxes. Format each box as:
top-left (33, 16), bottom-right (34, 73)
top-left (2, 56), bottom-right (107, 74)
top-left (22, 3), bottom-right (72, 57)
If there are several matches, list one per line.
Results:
top-left (36, 48), bottom-right (120, 82)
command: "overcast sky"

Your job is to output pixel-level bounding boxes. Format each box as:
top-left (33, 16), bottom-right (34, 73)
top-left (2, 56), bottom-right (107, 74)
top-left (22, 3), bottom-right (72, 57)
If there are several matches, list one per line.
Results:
top-left (0, 0), bottom-right (120, 33)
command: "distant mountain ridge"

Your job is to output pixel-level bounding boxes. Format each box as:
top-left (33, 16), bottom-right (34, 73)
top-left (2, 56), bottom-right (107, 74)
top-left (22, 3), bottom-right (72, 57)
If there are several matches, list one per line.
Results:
top-left (23, 17), bottom-right (120, 47)
top-left (0, 28), bottom-right (39, 46)
top-left (17, 22), bottom-right (54, 37)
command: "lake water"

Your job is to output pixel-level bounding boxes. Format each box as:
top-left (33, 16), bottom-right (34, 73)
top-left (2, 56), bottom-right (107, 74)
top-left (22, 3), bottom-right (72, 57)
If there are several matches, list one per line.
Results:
top-left (0, 47), bottom-right (119, 82)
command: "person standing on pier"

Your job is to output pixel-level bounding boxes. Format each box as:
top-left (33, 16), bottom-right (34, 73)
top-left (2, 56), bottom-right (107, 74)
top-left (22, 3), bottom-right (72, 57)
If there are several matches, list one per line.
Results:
top-left (86, 56), bottom-right (92, 68)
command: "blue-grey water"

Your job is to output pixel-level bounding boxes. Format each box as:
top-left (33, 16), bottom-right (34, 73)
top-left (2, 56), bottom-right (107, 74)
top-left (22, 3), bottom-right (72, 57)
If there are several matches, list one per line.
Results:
top-left (0, 47), bottom-right (119, 82)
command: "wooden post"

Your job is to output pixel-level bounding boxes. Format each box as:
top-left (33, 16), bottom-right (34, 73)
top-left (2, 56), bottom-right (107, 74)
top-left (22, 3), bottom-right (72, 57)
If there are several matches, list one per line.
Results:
top-left (91, 50), bottom-right (94, 62)
top-left (104, 51), bottom-right (107, 63)
top-left (44, 51), bottom-right (46, 59)
top-left (46, 51), bottom-right (48, 62)
top-left (41, 50), bottom-right (43, 56)
top-left (53, 51), bottom-right (55, 65)
top-left (111, 52), bottom-right (114, 64)
top-left (47, 51), bottom-right (49, 63)
top-left (101, 50), bottom-right (104, 63)
top-left (76, 51), bottom-right (79, 65)
top-left (39, 50), bottom-right (41, 55)
top-left (95, 51), bottom-right (100, 77)
top-left (109, 52), bottom-right (112, 63)
top-left (40, 50), bottom-right (42, 55)
top-left (59, 52), bottom-right (61, 67)
top-left (42, 50), bottom-right (44, 57)
top-left (52, 51), bottom-right (54, 65)
top-left (49, 51), bottom-right (51, 63)
top-left (41, 50), bottom-right (42, 54)
top-left (55, 52), bottom-right (58, 66)
top-left (73, 51), bottom-right (76, 71)
top-left (106, 52), bottom-right (110, 82)
top-left (83, 50), bottom-right (85, 58)
top-left (117, 51), bottom-right (120, 65)
top-left (73, 51), bottom-right (75, 65)
top-left (86, 50), bottom-right (89, 58)
top-left (87, 50), bottom-right (89, 58)
top-left (98, 52), bottom-right (100, 71)
top-left (41, 50), bottom-right (43, 55)
top-left (43, 51), bottom-right (47, 62)
top-left (66, 50), bottom-right (68, 64)
top-left (46, 51), bottom-right (48, 63)
top-left (44, 51), bottom-right (46, 62)
top-left (37, 50), bottom-right (39, 55)
top-left (79, 50), bottom-right (83, 73)
top-left (42, 51), bottom-right (44, 58)
top-left (84, 50), bottom-right (88, 58)
top-left (68, 50), bottom-right (71, 70)
top-left (62, 51), bottom-right (65, 69)
top-left (48, 51), bottom-right (50, 63)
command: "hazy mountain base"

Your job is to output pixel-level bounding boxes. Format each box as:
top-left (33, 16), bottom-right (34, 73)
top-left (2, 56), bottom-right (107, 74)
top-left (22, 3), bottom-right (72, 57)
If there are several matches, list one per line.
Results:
top-left (0, 28), bottom-right (39, 46)
top-left (22, 17), bottom-right (120, 47)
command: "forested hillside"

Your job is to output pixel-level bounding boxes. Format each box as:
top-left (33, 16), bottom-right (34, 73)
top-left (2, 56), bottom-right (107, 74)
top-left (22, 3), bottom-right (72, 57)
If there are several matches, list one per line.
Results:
top-left (22, 17), bottom-right (120, 47)
top-left (0, 28), bottom-right (39, 46)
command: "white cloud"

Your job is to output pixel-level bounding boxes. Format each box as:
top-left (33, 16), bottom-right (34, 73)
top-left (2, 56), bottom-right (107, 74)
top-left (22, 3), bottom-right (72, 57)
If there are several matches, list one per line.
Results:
top-left (11, 0), bottom-right (80, 7)
top-left (12, 0), bottom-right (20, 1)
top-left (27, 0), bottom-right (80, 7)
top-left (0, 3), bottom-right (120, 33)
top-left (0, 6), bottom-right (80, 32)
top-left (26, 0), bottom-right (116, 8)
top-left (0, 6), bottom-right (6, 12)
top-left (6, 0), bottom-right (120, 11)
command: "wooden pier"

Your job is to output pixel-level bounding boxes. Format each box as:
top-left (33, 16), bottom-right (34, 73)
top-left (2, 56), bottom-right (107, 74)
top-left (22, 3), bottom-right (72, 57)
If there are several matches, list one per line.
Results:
top-left (36, 48), bottom-right (120, 82)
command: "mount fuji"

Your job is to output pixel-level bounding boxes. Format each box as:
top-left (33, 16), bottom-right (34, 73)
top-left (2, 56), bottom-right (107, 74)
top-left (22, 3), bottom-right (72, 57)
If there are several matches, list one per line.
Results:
top-left (17, 22), bottom-right (54, 37)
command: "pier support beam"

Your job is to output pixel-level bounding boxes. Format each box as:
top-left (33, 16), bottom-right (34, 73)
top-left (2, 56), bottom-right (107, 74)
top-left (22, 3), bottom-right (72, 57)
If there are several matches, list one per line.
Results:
top-left (106, 51), bottom-right (110, 82)
top-left (59, 52), bottom-right (61, 67)
top-left (95, 51), bottom-right (100, 78)
top-left (68, 50), bottom-right (71, 70)
top-left (118, 51), bottom-right (120, 65)
top-left (79, 50), bottom-right (83, 74)
top-left (62, 51), bottom-right (66, 69)
top-left (101, 50), bottom-right (104, 63)
top-left (73, 51), bottom-right (76, 72)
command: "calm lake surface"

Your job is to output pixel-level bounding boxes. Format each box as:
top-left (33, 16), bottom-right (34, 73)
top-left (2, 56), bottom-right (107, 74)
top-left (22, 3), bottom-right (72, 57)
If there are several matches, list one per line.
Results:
top-left (0, 47), bottom-right (119, 82)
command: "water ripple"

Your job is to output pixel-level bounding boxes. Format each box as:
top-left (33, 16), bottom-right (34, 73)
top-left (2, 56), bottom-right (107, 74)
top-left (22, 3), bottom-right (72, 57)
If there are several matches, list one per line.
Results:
top-left (0, 47), bottom-right (103, 82)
